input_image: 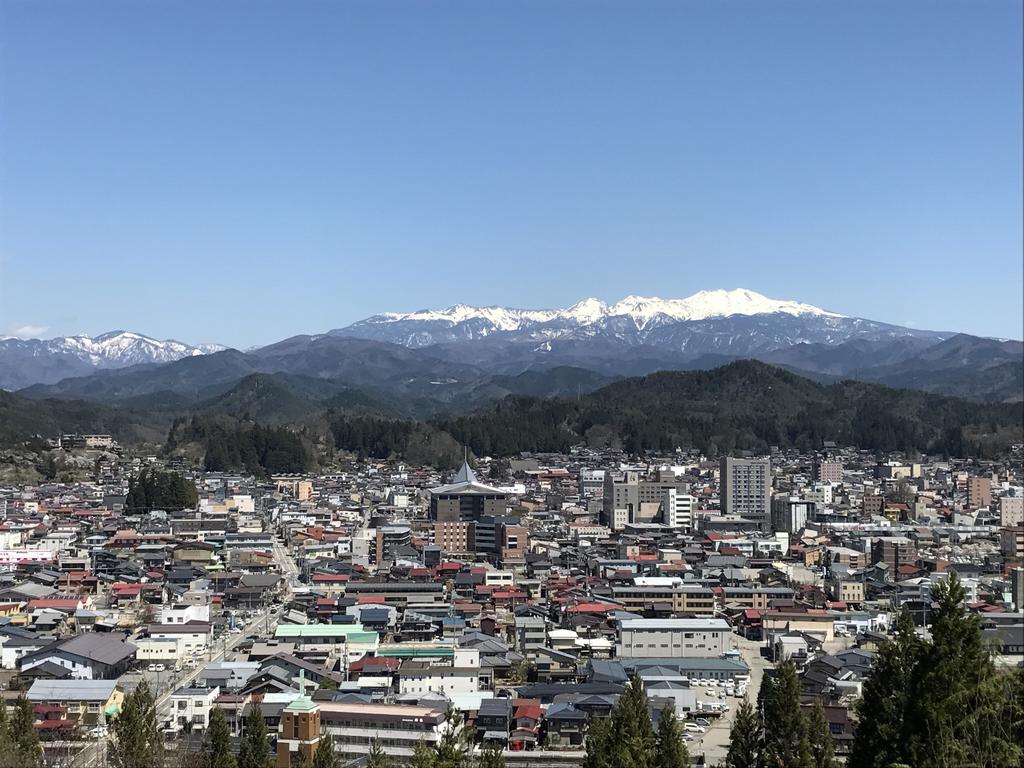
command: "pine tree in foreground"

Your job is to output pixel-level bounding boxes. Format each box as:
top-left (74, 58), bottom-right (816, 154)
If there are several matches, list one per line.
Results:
top-left (474, 742), bottom-right (505, 768)
top-left (582, 676), bottom-right (657, 768)
top-left (609, 676), bottom-right (656, 768)
top-left (110, 681), bottom-right (163, 768)
top-left (654, 708), bottom-right (690, 768)
top-left (725, 698), bottom-right (761, 768)
top-left (903, 572), bottom-right (1020, 768)
top-left (363, 739), bottom-right (388, 768)
top-left (848, 608), bottom-right (920, 768)
top-left (205, 706), bottom-right (236, 768)
top-left (4, 696), bottom-right (41, 768)
top-left (237, 703), bottom-right (272, 768)
top-left (805, 702), bottom-right (837, 768)
top-left (313, 733), bottom-right (340, 768)
top-left (759, 660), bottom-right (812, 768)
top-left (581, 711), bottom-right (612, 768)
top-left (849, 572), bottom-right (1022, 768)
top-left (412, 739), bottom-right (437, 768)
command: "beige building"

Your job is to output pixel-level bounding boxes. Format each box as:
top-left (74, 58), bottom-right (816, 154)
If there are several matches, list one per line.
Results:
top-left (999, 496), bottom-right (1024, 527)
top-left (612, 579), bottom-right (716, 614)
top-left (1001, 526), bottom-right (1024, 559)
top-left (967, 477), bottom-right (992, 509)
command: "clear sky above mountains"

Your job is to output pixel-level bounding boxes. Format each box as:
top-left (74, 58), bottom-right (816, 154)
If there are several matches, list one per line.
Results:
top-left (1, 1), bottom-right (1021, 348)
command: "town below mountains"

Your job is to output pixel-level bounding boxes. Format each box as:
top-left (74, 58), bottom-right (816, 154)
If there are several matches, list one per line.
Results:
top-left (1, 289), bottom-right (1021, 472)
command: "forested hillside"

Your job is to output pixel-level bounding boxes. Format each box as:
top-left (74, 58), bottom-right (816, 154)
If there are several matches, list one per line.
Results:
top-left (434, 361), bottom-right (1022, 457)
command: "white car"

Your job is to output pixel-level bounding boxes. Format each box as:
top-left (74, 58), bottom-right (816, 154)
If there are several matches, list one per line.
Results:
top-left (683, 724), bottom-right (705, 734)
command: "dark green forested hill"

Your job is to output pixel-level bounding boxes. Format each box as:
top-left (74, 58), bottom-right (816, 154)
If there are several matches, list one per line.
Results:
top-left (0, 390), bottom-right (167, 446)
top-left (4, 361), bottom-right (1021, 467)
top-left (432, 360), bottom-right (1023, 457)
top-left (166, 415), bottom-right (315, 475)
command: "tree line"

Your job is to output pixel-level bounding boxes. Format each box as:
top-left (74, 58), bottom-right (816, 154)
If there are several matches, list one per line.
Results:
top-left (168, 416), bottom-right (313, 476)
top-left (125, 468), bottom-right (199, 512)
top-left (724, 572), bottom-right (1023, 768)
top-left (436, 362), bottom-right (1022, 458)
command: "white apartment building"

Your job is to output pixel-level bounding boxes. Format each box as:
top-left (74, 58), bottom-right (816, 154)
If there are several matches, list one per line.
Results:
top-left (166, 686), bottom-right (220, 732)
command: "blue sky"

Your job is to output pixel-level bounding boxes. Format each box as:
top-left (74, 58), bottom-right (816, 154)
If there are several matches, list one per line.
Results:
top-left (1, 0), bottom-right (1021, 347)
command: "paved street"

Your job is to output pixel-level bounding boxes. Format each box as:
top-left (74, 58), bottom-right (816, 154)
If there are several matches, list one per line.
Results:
top-left (69, 540), bottom-right (300, 768)
top-left (689, 634), bottom-right (771, 766)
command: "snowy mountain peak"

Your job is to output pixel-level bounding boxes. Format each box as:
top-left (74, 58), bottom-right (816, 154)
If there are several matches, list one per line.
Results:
top-left (336, 289), bottom-right (846, 348)
top-left (359, 289), bottom-right (841, 328)
top-left (607, 288), bottom-right (843, 324)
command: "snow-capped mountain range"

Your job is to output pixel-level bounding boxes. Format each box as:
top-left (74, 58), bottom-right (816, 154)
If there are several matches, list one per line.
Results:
top-left (331, 288), bottom-right (929, 350)
top-left (0, 331), bottom-right (225, 390)
top-left (6, 289), bottom-right (1019, 403)
top-left (370, 289), bottom-right (842, 330)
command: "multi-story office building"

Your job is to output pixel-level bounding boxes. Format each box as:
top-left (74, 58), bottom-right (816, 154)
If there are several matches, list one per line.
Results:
top-left (771, 494), bottom-right (812, 533)
top-left (434, 521), bottom-right (473, 554)
top-left (812, 460), bottom-right (843, 485)
top-left (967, 476), bottom-right (993, 509)
top-left (1000, 495), bottom-right (1024, 527)
top-left (1001, 526), bottom-right (1024, 559)
top-left (373, 525), bottom-right (412, 565)
top-left (720, 457), bottom-right (771, 530)
top-left (870, 536), bottom-right (916, 573)
top-left (579, 469), bottom-right (605, 499)
top-left (430, 461), bottom-right (508, 522)
top-left (602, 469), bottom-right (694, 532)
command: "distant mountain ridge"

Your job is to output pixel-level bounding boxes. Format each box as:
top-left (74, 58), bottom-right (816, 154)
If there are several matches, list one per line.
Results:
top-left (331, 288), bottom-right (942, 350)
top-left (0, 331), bottom-right (225, 390)
top-left (5, 289), bottom-right (1021, 405)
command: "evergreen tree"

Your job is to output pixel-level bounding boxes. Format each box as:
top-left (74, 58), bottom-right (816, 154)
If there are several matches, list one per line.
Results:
top-left (205, 707), bottom-right (236, 768)
top-left (849, 608), bottom-right (920, 768)
top-left (904, 572), bottom-right (1021, 768)
top-left (0, 695), bottom-right (11, 758)
top-left (110, 682), bottom-right (162, 768)
top-left (582, 677), bottom-right (657, 768)
top-left (805, 703), bottom-right (837, 768)
top-left (759, 661), bottom-right (811, 768)
top-left (237, 704), bottom-right (272, 768)
top-left (725, 699), bottom-right (761, 768)
top-left (475, 743), bottom-right (505, 768)
top-left (433, 705), bottom-right (469, 768)
top-left (313, 734), bottom-right (340, 768)
top-left (609, 676), bottom-right (656, 768)
top-left (362, 739), bottom-right (387, 768)
top-left (9, 696), bottom-right (41, 768)
top-left (412, 740), bottom-right (437, 768)
top-left (581, 714), bottom-right (612, 768)
top-left (654, 708), bottom-right (690, 768)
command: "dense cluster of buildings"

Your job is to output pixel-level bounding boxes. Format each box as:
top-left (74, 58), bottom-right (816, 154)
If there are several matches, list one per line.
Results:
top-left (0, 442), bottom-right (1021, 765)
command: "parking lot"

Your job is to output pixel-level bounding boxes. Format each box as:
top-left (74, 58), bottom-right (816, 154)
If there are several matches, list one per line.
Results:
top-left (687, 634), bottom-right (772, 765)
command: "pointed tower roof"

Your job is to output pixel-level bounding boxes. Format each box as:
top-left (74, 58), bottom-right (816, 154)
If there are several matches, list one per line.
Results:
top-left (453, 457), bottom-right (478, 485)
top-left (430, 453), bottom-right (506, 496)
top-left (284, 668), bottom-right (318, 713)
